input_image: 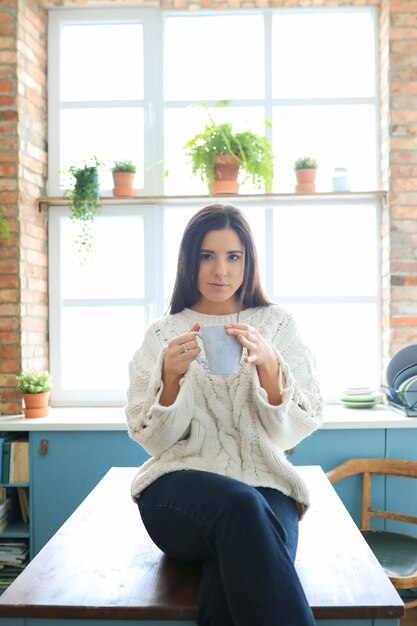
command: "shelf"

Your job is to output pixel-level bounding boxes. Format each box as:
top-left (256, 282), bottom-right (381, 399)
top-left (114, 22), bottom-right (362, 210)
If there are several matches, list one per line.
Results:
top-left (0, 483), bottom-right (29, 488)
top-left (0, 521), bottom-right (29, 539)
top-left (38, 190), bottom-right (388, 210)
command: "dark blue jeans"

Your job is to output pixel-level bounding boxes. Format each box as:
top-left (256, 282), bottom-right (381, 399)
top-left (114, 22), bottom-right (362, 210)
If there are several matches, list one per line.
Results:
top-left (138, 470), bottom-right (316, 626)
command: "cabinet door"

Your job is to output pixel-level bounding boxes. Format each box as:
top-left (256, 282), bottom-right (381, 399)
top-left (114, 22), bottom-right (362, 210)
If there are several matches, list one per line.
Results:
top-left (30, 431), bottom-right (149, 555)
top-left (385, 428), bottom-right (417, 535)
top-left (290, 428), bottom-right (386, 527)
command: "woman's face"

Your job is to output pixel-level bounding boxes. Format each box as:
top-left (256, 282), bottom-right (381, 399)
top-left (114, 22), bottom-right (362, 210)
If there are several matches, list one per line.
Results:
top-left (194, 228), bottom-right (245, 314)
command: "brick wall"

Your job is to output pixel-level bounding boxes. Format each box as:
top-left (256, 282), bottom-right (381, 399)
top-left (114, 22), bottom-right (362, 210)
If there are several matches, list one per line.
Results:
top-left (387, 0), bottom-right (417, 357)
top-left (0, 0), bottom-right (47, 416)
top-left (0, 0), bottom-right (20, 416)
top-left (0, 0), bottom-right (416, 413)
top-left (380, 0), bottom-right (391, 368)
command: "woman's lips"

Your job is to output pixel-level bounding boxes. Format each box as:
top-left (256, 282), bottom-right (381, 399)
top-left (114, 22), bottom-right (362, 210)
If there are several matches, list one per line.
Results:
top-left (209, 283), bottom-right (229, 287)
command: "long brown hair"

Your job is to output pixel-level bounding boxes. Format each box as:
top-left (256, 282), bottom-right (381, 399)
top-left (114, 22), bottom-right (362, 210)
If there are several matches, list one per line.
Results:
top-left (169, 203), bottom-right (272, 314)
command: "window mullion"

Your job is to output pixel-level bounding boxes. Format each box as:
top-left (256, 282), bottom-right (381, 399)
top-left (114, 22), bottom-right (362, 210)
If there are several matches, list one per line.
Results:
top-left (144, 9), bottom-right (164, 195)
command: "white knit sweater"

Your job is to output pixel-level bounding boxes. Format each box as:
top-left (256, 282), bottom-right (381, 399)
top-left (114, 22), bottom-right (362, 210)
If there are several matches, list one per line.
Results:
top-left (126, 305), bottom-right (323, 515)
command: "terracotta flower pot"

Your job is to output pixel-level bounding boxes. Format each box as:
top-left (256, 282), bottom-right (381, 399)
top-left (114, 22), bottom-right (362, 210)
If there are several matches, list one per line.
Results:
top-left (112, 172), bottom-right (135, 197)
top-left (295, 168), bottom-right (317, 193)
top-left (22, 392), bottom-right (50, 419)
top-left (210, 155), bottom-right (240, 196)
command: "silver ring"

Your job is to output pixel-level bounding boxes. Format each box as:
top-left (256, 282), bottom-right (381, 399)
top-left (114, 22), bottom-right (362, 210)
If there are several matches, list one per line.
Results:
top-left (182, 344), bottom-right (188, 354)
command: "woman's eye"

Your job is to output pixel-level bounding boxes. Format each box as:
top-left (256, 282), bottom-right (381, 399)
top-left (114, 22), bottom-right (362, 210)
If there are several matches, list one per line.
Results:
top-left (229, 254), bottom-right (240, 261)
top-left (200, 253), bottom-right (212, 261)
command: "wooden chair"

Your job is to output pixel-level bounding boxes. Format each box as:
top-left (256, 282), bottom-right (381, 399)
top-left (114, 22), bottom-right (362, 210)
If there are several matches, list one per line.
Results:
top-left (327, 458), bottom-right (417, 610)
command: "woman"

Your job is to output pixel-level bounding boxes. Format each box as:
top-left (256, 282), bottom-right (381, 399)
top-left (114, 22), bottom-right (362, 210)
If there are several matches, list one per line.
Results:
top-left (126, 203), bottom-right (323, 626)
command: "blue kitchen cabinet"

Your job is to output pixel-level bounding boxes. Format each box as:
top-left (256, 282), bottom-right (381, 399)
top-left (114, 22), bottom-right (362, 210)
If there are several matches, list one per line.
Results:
top-left (30, 430), bottom-right (149, 555)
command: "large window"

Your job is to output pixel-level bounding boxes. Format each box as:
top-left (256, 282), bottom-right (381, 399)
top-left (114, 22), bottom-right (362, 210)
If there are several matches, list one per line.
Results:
top-left (48, 6), bottom-right (381, 406)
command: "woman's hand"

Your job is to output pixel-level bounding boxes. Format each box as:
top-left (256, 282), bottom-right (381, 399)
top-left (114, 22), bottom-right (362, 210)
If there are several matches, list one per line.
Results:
top-left (163, 322), bottom-right (201, 379)
top-left (225, 324), bottom-right (283, 405)
top-left (160, 323), bottom-right (201, 407)
top-left (225, 324), bottom-right (277, 367)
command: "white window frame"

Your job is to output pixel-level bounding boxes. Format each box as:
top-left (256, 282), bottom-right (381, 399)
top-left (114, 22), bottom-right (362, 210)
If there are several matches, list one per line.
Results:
top-left (47, 6), bottom-right (381, 405)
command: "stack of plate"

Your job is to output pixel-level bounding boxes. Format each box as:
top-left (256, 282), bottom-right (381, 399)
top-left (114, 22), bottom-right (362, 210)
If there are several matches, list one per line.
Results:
top-left (339, 387), bottom-right (382, 409)
top-left (385, 344), bottom-right (417, 409)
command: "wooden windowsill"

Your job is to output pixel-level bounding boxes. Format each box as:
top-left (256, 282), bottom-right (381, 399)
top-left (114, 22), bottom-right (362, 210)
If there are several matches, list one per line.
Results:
top-left (38, 190), bottom-right (388, 211)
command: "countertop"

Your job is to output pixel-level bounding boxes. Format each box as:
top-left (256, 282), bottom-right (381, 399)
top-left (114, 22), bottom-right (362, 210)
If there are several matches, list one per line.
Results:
top-left (0, 404), bottom-right (416, 431)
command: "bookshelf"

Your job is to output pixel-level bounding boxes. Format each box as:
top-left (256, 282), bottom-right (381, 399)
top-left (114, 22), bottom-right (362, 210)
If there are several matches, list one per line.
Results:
top-left (0, 433), bottom-right (30, 593)
top-left (0, 485), bottom-right (29, 539)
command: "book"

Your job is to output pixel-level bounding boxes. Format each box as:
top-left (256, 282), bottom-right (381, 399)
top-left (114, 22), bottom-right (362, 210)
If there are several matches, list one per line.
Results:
top-left (0, 496), bottom-right (9, 516)
top-left (0, 439), bottom-right (4, 483)
top-left (0, 498), bottom-right (10, 519)
top-left (1, 442), bottom-right (11, 484)
top-left (17, 488), bottom-right (29, 523)
top-left (0, 435), bottom-right (15, 484)
top-left (9, 441), bottom-right (29, 484)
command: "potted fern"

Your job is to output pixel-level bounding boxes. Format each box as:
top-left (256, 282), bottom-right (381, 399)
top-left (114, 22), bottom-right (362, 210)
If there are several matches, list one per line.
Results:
top-left (65, 156), bottom-right (102, 261)
top-left (294, 156), bottom-right (318, 193)
top-left (184, 105), bottom-right (273, 195)
top-left (111, 160), bottom-right (137, 196)
top-left (16, 369), bottom-right (52, 419)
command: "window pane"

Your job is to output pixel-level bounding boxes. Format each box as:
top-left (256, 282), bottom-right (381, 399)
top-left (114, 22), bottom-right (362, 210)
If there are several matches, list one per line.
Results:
top-left (61, 24), bottom-right (143, 102)
top-left (239, 205), bottom-right (266, 287)
top-left (164, 15), bottom-right (264, 100)
top-left (60, 108), bottom-right (144, 191)
top-left (273, 203), bottom-right (378, 297)
top-left (164, 207), bottom-right (195, 301)
top-left (61, 306), bottom-right (145, 390)
top-left (284, 303), bottom-right (380, 399)
top-left (272, 10), bottom-right (376, 99)
top-left (164, 106), bottom-right (267, 195)
top-left (272, 105), bottom-right (377, 192)
top-left (61, 215), bottom-right (145, 299)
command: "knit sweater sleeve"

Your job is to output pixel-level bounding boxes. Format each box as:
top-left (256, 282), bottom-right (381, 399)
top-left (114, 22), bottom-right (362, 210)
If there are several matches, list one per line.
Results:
top-left (125, 324), bottom-right (194, 457)
top-left (251, 311), bottom-right (323, 450)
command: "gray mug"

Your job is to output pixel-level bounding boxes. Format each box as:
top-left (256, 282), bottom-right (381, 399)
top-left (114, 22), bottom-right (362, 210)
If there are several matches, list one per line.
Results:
top-left (194, 325), bottom-right (243, 375)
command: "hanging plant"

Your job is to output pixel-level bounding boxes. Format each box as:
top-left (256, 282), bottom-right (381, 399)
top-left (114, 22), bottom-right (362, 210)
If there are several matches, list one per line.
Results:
top-left (65, 156), bottom-right (102, 263)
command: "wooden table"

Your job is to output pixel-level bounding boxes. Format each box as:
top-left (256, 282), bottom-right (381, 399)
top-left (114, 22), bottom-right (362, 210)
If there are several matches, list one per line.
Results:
top-left (0, 466), bottom-right (404, 625)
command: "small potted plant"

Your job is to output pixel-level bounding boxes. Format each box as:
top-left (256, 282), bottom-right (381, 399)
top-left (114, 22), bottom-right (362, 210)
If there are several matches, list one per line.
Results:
top-left (0, 206), bottom-right (10, 241)
top-left (111, 160), bottom-right (137, 196)
top-left (184, 104), bottom-right (273, 195)
top-left (65, 156), bottom-right (102, 261)
top-left (16, 369), bottom-right (52, 419)
top-left (294, 156), bottom-right (318, 193)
